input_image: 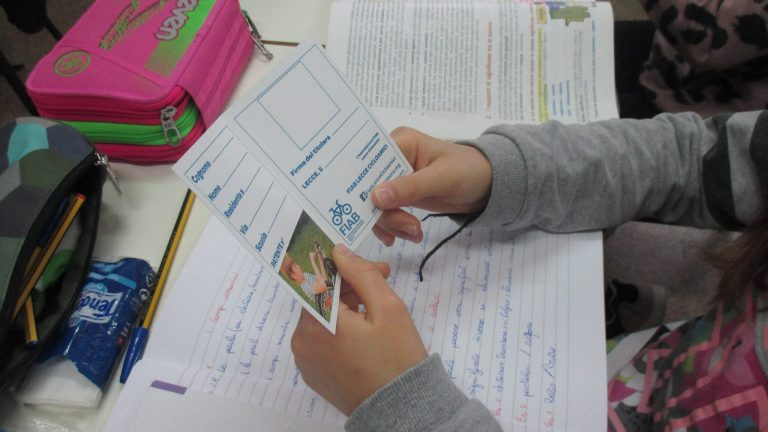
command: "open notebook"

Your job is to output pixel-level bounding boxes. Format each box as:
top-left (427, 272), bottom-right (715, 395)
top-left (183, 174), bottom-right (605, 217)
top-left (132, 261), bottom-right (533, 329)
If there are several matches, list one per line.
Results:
top-left (106, 210), bottom-right (605, 432)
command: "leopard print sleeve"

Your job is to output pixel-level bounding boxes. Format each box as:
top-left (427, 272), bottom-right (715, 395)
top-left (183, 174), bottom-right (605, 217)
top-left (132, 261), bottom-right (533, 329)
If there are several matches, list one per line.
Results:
top-left (642, 0), bottom-right (768, 69)
top-left (638, 0), bottom-right (768, 116)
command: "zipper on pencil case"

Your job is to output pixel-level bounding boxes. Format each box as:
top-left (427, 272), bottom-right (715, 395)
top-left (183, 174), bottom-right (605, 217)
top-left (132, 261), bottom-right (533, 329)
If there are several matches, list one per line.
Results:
top-left (95, 152), bottom-right (122, 195)
top-left (242, 8), bottom-right (273, 60)
top-left (31, 86), bottom-right (189, 122)
top-left (94, 121), bottom-right (205, 163)
top-left (31, 85), bottom-right (187, 113)
top-left (160, 106), bottom-right (182, 145)
top-left (60, 103), bottom-right (200, 146)
top-left (37, 96), bottom-right (192, 125)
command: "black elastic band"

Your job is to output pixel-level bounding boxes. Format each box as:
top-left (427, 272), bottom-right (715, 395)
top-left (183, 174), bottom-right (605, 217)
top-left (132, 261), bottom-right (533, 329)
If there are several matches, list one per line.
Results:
top-left (418, 212), bottom-right (481, 282)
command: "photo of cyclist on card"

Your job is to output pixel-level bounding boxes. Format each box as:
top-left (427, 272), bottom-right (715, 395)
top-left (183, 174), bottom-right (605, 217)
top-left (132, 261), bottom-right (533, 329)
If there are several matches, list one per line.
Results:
top-left (278, 212), bottom-right (338, 321)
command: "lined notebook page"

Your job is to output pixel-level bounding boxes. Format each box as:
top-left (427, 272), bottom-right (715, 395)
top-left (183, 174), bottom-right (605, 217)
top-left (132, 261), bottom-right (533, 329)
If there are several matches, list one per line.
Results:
top-left (142, 214), bottom-right (605, 431)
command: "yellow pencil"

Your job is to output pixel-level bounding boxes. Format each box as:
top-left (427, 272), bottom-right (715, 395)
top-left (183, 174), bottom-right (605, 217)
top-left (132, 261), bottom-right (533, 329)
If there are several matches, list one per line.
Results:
top-left (24, 247), bottom-right (42, 280)
top-left (24, 297), bottom-right (38, 346)
top-left (144, 189), bottom-right (194, 328)
top-left (120, 189), bottom-right (194, 383)
top-left (24, 198), bottom-right (70, 279)
top-left (14, 193), bottom-right (86, 319)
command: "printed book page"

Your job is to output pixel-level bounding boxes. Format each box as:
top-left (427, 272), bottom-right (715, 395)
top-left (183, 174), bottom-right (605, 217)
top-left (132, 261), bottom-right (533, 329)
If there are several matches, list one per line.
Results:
top-left (326, 0), bottom-right (618, 138)
top-left (106, 214), bottom-right (606, 432)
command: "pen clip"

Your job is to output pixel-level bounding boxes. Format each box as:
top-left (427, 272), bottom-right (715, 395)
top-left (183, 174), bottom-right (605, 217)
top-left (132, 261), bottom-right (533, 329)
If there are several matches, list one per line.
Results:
top-left (241, 9), bottom-right (273, 61)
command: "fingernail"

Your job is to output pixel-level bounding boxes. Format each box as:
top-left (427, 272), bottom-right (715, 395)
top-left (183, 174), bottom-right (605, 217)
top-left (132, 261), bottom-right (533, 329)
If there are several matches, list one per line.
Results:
top-left (403, 225), bottom-right (419, 238)
top-left (374, 187), bottom-right (394, 207)
top-left (336, 244), bottom-right (354, 256)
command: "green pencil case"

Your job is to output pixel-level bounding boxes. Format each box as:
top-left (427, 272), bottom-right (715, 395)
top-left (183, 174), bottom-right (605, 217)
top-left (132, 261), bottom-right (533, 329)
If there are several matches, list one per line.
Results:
top-left (0, 117), bottom-right (108, 388)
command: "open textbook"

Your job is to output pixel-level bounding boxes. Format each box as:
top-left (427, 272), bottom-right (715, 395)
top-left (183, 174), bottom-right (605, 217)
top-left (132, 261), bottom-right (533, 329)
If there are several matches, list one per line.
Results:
top-left (106, 215), bottom-right (605, 432)
top-left (108, 0), bottom-right (615, 430)
top-left (326, 0), bottom-right (618, 137)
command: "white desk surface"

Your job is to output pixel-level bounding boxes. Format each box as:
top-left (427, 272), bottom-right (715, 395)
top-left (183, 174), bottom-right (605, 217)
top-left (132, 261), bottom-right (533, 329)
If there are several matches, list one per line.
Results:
top-left (0, 42), bottom-right (302, 432)
top-left (241, 0), bottom-right (333, 44)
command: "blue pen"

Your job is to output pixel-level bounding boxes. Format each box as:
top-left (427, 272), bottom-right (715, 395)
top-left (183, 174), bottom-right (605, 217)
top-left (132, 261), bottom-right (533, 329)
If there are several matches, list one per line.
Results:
top-left (120, 190), bottom-right (194, 383)
top-left (119, 327), bottom-right (148, 383)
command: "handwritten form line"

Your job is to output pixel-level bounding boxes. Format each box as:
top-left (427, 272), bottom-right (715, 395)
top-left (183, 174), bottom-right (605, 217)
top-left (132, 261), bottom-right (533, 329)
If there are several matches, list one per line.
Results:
top-left (147, 210), bottom-right (604, 431)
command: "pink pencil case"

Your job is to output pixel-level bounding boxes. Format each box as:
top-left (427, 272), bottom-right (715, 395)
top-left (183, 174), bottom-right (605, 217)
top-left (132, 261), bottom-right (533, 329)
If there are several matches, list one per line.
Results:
top-left (26, 0), bottom-right (256, 163)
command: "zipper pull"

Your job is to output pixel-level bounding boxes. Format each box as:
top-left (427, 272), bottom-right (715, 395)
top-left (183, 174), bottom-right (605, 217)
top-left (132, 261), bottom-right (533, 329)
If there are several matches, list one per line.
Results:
top-left (241, 9), bottom-right (273, 60)
top-left (95, 152), bottom-right (122, 196)
top-left (161, 106), bottom-right (182, 146)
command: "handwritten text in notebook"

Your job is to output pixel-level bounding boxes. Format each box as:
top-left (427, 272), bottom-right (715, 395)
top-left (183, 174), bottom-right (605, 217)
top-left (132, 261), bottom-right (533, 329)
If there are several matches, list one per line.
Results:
top-left (173, 42), bottom-right (412, 332)
top-left (134, 215), bottom-right (605, 431)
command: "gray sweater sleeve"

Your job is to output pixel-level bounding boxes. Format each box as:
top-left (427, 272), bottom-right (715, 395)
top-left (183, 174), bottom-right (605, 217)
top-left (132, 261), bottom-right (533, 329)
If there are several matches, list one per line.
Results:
top-left (345, 354), bottom-right (502, 432)
top-left (345, 111), bottom-right (768, 431)
top-left (471, 110), bottom-right (767, 232)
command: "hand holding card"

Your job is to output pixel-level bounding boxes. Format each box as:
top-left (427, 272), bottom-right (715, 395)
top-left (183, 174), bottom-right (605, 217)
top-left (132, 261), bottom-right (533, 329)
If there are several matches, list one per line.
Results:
top-left (173, 42), bottom-right (412, 332)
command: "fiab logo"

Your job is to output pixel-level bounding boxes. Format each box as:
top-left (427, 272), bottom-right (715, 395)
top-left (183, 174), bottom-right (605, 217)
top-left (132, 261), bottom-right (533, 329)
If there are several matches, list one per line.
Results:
top-left (328, 200), bottom-right (361, 237)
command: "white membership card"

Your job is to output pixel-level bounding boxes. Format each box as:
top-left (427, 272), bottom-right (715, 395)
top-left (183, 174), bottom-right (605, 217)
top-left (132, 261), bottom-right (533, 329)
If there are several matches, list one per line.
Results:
top-left (173, 42), bottom-right (412, 333)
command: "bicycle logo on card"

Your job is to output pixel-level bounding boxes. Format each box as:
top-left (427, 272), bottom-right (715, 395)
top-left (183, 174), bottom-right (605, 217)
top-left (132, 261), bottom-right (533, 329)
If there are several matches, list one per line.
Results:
top-left (329, 200), bottom-right (361, 237)
top-left (54, 51), bottom-right (91, 77)
top-left (329, 200), bottom-right (353, 226)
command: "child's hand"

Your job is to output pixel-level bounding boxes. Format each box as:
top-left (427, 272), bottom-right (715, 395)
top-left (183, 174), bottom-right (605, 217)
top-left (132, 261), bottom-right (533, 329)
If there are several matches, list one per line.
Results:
top-left (372, 127), bottom-right (492, 245)
top-left (291, 245), bottom-right (427, 416)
